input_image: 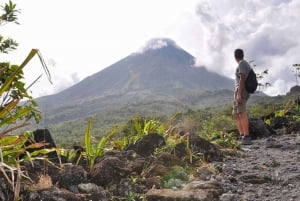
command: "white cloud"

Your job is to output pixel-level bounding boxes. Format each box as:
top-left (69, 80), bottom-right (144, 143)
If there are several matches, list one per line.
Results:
top-left (136, 38), bottom-right (182, 54)
top-left (138, 38), bottom-right (169, 53)
top-left (192, 0), bottom-right (300, 96)
top-left (2, 0), bottom-right (299, 98)
top-left (47, 58), bottom-right (57, 67)
top-left (7, 0), bottom-right (200, 98)
top-left (264, 78), bottom-right (294, 95)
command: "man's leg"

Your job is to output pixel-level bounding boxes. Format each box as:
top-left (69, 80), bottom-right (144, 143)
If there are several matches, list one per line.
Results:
top-left (233, 113), bottom-right (243, 136)
top-left (240, 112), bottom-right (249, 136)
top-left (239, 111), bottom-right (252, 145)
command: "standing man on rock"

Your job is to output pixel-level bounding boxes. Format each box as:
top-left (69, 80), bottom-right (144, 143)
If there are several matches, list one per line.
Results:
top-left (233, 49), bottom-right (252, 145)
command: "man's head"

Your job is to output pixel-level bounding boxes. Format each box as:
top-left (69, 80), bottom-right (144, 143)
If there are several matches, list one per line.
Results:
top-left (234, 49), bottom-right (244, 61)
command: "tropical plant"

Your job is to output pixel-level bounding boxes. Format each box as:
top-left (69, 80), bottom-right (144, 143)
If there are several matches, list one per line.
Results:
top-left (292, 103), bottom-right (300, 122)
top-left (0, 131), bottom-right (55, 197)
top-left (72, 115), bottom-right (168, 168)
top-left (110, 116), bottom-right (164, 150)
top-left (0, 1), bottom-right (52, 200)
top-left (79, 116), bottom-right (115, 168)
top-left (198, 113), bottom-right (238, 149)
top-left (0, 52), bottom-right (52, 200)
top-left (125, 116), bottom-right (163, 137)
top-left (275, 99), bottom-right (293, 118)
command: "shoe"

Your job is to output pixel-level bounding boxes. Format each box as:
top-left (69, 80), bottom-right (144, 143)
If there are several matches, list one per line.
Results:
top-left (241, 135), bottom-right (252, 145)
top-left (236, 135), bottom-right (244, 141)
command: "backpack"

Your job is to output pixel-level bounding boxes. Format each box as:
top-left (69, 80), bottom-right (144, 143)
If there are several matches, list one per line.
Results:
top-left (245, 68), bottom-right (258, 93)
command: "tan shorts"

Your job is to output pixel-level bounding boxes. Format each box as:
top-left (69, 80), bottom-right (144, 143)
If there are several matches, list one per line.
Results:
top-left (232, 88), bottom-right (250, 114)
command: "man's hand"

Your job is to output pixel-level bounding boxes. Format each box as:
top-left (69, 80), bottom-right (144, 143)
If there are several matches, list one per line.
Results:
top-left (236, 94), bottom-right (242, 104)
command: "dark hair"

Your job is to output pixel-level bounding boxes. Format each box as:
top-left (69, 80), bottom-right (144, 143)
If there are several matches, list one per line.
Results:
top-left (234, 49), bottom-right (244, 59)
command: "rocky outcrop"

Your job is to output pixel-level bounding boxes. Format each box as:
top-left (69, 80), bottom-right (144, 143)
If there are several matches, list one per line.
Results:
top-left (249, 117), bottom-right (273, 139)
top-left (287, 85), bottom-right (300, 94)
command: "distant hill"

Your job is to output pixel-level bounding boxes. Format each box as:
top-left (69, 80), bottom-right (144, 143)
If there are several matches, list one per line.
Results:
top-left (34, 38), bottom-right (236, 139)
top-left (38, 39), bottom-right (233, 101)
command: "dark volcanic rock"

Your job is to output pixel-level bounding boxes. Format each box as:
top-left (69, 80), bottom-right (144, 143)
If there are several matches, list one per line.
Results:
top-left (186, 133), bottom-right (223, 162)
top-left (125, 133), bottom-right (166, 157)
top-left (89, 156), bottom-right (128, 187)
top-left (24, 129), bottom-right (66, 163)
top-left (249, 117), bottom-right (273, 139)
top-left (58, 165), bottom-right (88, 190)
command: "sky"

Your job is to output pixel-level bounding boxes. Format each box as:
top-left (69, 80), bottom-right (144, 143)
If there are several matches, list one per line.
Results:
top-left (1, 0), bottom-right (300, 98)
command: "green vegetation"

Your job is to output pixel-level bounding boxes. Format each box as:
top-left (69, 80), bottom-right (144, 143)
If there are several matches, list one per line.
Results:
top-left (46, 87), bottom-right (296, 148)
top-left (81, 116), bottom-right (115, 168)
top-left (50, 90), bottom-right (297, 151)
top-left (1, 1), bottom-right (300, 201)
top-left (63, 116), bottom-right (168, 166)
top-left (163, 166), bottom-right (189, 189)
top-left (65, 101), bottom-right (282, 168)
top-left (0, 1), bottom-right (52, 200)
top-left (63, 103), bottom-right (290, 194)
top-left (293, 103), bottom-right (300, 122)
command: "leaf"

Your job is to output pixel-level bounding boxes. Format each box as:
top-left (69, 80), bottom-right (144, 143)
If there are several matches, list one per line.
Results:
top-left (26, 74), bottom-right (42, 90)
top-left (0, 99), bottom-right (19, 119)
top-left (2, 147), bottom-right (26, 157)
top-left (94, 136), bottom-right (107, 158)
top-left (25, 142), bottom-right (48, 149)
top-left (84, 116), bottom-right (94, 162)
top-left (0, 135), bottom-right (19, 145)
top-left (36, 49), bottom-right (52, 84)
top-left (0, 122), bottom-right (31, 138)
top-left (262, 69), bottom-right (269, 74)
top-left (0, 106), bottom-right (37, 128)
top-left (23, 148), bottom-right (56, 159)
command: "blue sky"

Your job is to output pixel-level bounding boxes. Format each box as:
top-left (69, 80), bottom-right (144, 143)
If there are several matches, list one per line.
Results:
top-left (2, 0), bottom-right (299, 97)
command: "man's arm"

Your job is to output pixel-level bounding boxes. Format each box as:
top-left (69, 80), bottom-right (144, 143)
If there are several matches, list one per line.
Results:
top-left (236, 73), bottom-right (246, 103)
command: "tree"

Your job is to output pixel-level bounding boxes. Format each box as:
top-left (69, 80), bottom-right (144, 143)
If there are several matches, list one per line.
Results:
top-left (292, 64), bottom-right (300, 86)
top-left (249, 60), bottom-right (270, 92)
top-left (0, 0), bottom-right (52, 136)
top-left (0, 0), bottom-right (19, 52)
top-left (0, 1), bottom-right (52, 200)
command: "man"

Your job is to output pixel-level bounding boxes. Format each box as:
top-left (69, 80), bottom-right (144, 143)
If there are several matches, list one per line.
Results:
top-left (233, 49), bottom-right (252, 145)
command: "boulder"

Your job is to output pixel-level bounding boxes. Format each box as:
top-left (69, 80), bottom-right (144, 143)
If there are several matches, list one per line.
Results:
top-left (125, 133), bottom-right (166, 157)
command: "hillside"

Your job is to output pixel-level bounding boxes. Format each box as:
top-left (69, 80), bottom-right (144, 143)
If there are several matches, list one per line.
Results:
top-left (2, 91), bottom-right (300, 200)
top-left (31, 38), bottom-right (239, 141)
top-left (38, 38), bottom-right (233, 105)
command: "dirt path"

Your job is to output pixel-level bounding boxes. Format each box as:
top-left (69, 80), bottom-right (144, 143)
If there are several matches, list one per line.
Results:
top-left (216, 133), bottom-right (300, 201)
